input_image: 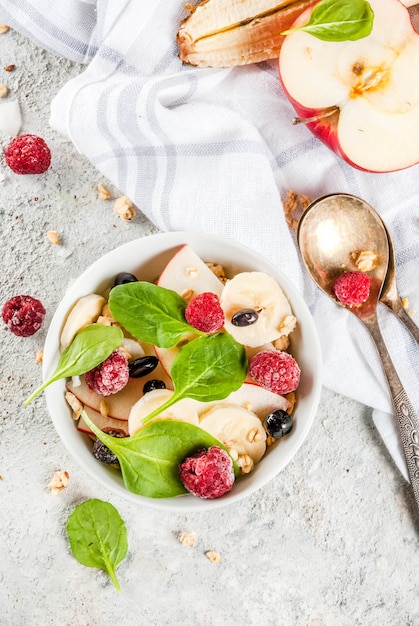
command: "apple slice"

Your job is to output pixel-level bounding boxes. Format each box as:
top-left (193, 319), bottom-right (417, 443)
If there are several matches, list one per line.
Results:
top-left (77, 381), bottom-right (291, 436)
top-left (77, 406), bottom-right (129, 436)
top-left (196, 380), bottom-right (292, 420)
top-left (157, 244), bottom-right (224, 299)
top-left (154, 337), bottom-right (196, 379)
top-left (279, 0), bottom-right (419, 172)
top-left (224, 381), bottom-right (292, 417)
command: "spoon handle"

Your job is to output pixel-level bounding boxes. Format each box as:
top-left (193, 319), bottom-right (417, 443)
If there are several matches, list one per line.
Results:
top-left (364, 317), bottom-right (419, 511)
top-left (381, 299), bottom-right (419, 344)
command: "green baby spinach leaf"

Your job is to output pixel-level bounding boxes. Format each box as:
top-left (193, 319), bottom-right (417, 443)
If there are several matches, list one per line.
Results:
top-left (108, 281), bottom-right (202, 348)
top-left (142, 333), bottom-right (248, 424)
top-left (66, 499), bottom-right (128, 592)
top-left (281, 0), bottom-right (374, 42)
top-left (24, 324), bottom-right (123, 406)
top-left (83, 412), bottom-right (239, 498)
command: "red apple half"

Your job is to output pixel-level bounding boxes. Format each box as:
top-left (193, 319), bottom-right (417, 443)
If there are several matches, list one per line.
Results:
top-left (278, 0), bottom-right (419, 172)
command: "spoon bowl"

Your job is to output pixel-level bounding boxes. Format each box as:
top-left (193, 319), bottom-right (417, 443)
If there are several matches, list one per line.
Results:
top-left (297, 193), bottom-right (388, 321)
top-left (298, 193), bottom-right (419, 516)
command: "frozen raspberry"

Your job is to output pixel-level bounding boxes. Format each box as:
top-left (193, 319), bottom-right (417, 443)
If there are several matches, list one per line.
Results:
top-left (4, 134), bottom-right (51, 174)
top-left (179, 446), bottom-right (235, 499)
top-left (333, 271), bottom-right (370, 306)
top-left (85, 350), bottom-right (129, 396)
top-left (2, 295), bottom-right (46, 337)
top-left (249, 350), bottom-right (300, 395)
top-left (185, 292), bottom-right (225, 333)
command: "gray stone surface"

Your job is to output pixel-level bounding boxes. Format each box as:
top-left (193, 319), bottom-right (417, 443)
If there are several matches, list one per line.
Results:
top-left (1, 27), bottom-right (418, 626)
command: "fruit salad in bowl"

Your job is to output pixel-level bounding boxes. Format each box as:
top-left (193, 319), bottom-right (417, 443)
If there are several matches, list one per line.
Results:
top-left (39, 232), bottom-right (322, 511)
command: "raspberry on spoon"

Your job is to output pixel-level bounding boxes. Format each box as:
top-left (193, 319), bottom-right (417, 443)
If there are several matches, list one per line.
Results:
top-left (333, 271), bottom-right (370, 306)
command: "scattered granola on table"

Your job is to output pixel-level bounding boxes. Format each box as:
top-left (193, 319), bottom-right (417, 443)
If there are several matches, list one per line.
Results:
top-left (48, 470), bottom-right (70, 494)
top-left (179, 532), bottom-right (196, 547)
top-left (36, 349), bottom-right (44, 364)
top-left (46, 230), bottom-right (60, 245)
top-left (97, 183), bottom-right (111, 200)
top-left (205, 550), bottom-right (222, 563)
top-left (113, 196), bottom-right (136, 221)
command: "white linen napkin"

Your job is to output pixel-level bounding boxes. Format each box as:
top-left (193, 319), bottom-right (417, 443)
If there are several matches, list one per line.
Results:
top-left (2, 0), bottom-right (418, 482)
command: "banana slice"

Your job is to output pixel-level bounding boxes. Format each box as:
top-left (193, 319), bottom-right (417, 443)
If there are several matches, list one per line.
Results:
top-left (177, 0), bottom-right (314, 67)
top-left (199, 404), bottom-right (266, 470)
top-left (128, 388), bottom-right (199, 435)
top-left (220, 272), bottom-right (296, 348)
top-left (60, 294), bottom-right (106, 350)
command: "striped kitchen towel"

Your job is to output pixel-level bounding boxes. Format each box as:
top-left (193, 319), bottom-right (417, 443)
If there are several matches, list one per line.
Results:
top-left (1, 0), bottom-right (418, 482)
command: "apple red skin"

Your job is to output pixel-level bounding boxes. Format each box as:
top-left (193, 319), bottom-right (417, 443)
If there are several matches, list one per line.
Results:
top-left (277, 83), bottom-right (374, 172)
top-left (277, 1), bottom-right (404, 173)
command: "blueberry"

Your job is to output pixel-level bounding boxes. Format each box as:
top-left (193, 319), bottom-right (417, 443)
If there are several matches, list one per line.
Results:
top-left (92, 428), bottom-right (126, 464)
top-left (129, 355), bottom-right (159, 378)
top-left (92, 440), bottom-right (118, 464)
top-left (231, 308), bottom-right (259, 327)
top-left (143, 379), bottom-right (166, 394)
top-left (264, 409), bottom-right (293, 439)
top-left (113, 272), bottom-right (138, 287)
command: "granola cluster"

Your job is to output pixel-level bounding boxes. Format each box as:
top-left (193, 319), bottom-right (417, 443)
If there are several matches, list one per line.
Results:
top-left (282, 190), bottom-right (311, 231)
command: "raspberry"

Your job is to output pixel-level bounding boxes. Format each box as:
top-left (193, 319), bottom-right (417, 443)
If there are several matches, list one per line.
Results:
top-left (179, 446), bottom-right (235, 499)
top-left (249, 350), bottom-right (301, 395)
top-left (2, 295), bottom-right (46, 337)
top-left (333, 271), bottom-right (370, 306)
top-left (185, 292), bottom-right (224, 333)
top-left (85, 350), bottom-right (129, 396)
top-left (4, 134), bottom-right (51, 174)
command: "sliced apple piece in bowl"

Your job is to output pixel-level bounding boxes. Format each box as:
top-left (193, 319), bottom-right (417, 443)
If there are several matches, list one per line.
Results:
top-left (157, 243), bottom-right (224, 299)
top-left (278, 0), bottom-right (419, 172)
top-left (195, 380), bottom-right (292, 420)
top-left (77, 406), bottom-right (129, 436)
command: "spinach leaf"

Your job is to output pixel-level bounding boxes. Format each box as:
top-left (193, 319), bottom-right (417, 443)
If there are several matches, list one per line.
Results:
top-left (281, 0), bottom-right (374, 42)
top-left (142, 333), bottom-right (248, 424)
top-left (24, 324), bottom-right (123, 406)
top-left (109, 281), bottom-right (202, 348)
top-left (83, 412), bottom-right (239, 498)
top-left (66, 499), bottom-right (128, 591)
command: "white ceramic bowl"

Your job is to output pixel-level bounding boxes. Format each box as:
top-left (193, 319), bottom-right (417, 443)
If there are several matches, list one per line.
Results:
top-left (43, 232), bottom-right (322, 511)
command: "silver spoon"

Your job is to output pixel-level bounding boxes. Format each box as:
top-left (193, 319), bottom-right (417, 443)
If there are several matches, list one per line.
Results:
top-left (380, 220), bottom-right (419, 343)
top-left (297, 193), bottom-right (419, 512)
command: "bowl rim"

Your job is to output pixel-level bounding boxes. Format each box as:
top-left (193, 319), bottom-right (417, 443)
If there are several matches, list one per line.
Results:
top-left (43, 231), bottom-right (322, 511)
